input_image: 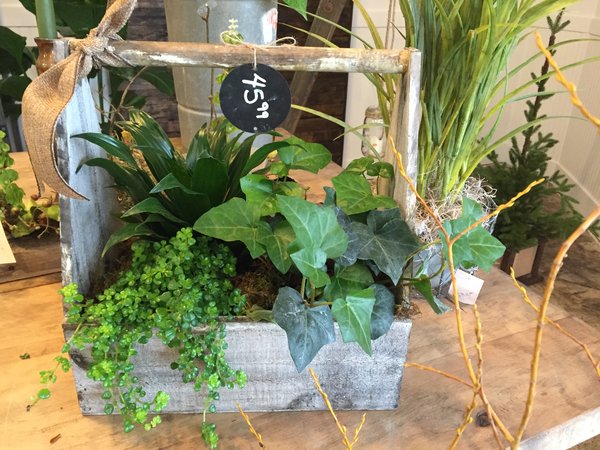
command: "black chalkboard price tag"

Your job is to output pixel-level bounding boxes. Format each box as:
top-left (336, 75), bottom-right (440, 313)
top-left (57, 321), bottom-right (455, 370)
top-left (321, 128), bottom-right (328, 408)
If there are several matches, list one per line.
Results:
top-left (220, 63), bottom-right (291, 133)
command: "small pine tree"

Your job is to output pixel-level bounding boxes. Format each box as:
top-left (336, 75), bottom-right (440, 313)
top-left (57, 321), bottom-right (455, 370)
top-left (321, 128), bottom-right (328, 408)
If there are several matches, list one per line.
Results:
top-left (478, 10), bottom-right (596, 252)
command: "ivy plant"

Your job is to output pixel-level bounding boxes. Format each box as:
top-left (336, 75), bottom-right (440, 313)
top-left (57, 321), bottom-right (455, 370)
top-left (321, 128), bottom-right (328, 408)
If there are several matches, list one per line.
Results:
top-left (195, 151), bottom-right (422, 371)
top-left (0, 132), bottom-right (60, 238)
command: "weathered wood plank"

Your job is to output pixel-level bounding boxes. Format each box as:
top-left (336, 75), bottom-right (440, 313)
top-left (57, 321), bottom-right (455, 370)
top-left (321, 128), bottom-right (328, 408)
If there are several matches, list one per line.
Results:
top-left (65, 320), bottom-right (412, 414)
top-left (103, 40), bottom-right (409, 73)
top-left (281, 0), bottom-right (349, 133)
top-left (382, 48), bottom-right (421, 229)
top-left (52, 41), bottom-right (120, 295)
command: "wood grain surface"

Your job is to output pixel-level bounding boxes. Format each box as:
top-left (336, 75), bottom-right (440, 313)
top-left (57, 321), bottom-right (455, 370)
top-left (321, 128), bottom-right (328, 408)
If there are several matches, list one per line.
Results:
top-left (1, 268), bottom-right (599, 449)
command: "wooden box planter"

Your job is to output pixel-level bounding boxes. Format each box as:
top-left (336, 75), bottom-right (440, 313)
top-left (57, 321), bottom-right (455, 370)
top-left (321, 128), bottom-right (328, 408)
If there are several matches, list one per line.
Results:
top-left (65, 319), bottom-right (412, 413)
top-left (38, 22), bottom-right (421, 415)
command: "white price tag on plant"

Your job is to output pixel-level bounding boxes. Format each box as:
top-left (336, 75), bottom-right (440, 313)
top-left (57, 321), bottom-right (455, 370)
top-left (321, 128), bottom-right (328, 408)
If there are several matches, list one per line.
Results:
top-left (0, 226), bottom-right (16, 265)
top-left (448, 269), bottom-right (484, 305)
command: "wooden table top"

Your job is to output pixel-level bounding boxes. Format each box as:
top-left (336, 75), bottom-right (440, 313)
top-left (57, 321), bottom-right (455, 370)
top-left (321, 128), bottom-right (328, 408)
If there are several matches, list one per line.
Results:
top-left (0, 270), bottom-right (598, 449)
top-left (2, 155), bottom-right (599, 449)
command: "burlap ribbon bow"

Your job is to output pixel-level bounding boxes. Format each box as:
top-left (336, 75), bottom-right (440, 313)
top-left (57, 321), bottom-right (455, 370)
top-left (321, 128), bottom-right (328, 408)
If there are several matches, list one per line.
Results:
top-left (22, 0), bottom-right (137, 200)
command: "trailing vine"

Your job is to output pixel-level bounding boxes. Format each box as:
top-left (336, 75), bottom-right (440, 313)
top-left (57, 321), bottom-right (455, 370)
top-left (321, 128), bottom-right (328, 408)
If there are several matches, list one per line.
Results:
top-left (39, 228), bottom-right (247, 448)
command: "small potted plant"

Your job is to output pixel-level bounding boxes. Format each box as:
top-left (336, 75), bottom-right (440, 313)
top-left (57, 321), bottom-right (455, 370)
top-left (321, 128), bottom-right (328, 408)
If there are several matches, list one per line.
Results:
top-left (477, 10), bottom-right (597, 285)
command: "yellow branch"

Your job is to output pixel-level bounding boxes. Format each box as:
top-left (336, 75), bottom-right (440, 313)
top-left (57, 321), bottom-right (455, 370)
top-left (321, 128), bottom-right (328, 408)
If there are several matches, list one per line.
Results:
top-left (310, 368), bottom-right (366, 449)
top-left (535, 32), bottom-right (600, 131)
top-left (237, 403), bottom-right (267, 449)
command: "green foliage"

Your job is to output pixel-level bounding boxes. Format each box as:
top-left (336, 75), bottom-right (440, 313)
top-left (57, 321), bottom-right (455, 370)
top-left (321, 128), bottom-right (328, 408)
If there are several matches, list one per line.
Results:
top-left (281, 0), bottom-right (308, 19)
top-left (331, 288), bottom-right (376, 355)
top-left (398, 0), bottom-right (578, 198)
top-left (272, 287), bottom-right (336, 372)
top-left (352, 208), bottom-right (421, 284)
top-left (441, 198), bottom-right (506, 271)
top-left (477, 11), bottom-right (597, 251)
top-left (0, 132), bottom-right (60, 238)
top-left (79, 112), bottom-right (297, 255)
top-left (57, 228), bottom-right (246, 447)
top-left (0, 25), bottom-right (35, 118)
top-left (196, 152), bottom-right (421, 371)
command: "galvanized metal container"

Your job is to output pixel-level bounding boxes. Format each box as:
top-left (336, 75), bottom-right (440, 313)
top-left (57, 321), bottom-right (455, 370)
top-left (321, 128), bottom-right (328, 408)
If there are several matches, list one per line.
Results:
top-left (163, 0), bottom-right (278, 146)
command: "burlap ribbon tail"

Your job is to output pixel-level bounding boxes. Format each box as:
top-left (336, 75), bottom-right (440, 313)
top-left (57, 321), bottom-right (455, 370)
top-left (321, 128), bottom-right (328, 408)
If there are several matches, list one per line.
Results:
top-left (22, 0), bottom-right (137, 200)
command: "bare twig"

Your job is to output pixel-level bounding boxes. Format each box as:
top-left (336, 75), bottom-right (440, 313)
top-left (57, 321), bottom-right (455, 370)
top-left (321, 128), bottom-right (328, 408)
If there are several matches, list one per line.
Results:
top-left (511, 270), bottom-right (600, 379)
top-left (237, 403), bottom-right (267, 449)
top-left (310, 368), bottom-right (366, 449)
top-left (404, 363), bottom-right (473, 388)
top-left (512, 204), bottom-right (600, 448)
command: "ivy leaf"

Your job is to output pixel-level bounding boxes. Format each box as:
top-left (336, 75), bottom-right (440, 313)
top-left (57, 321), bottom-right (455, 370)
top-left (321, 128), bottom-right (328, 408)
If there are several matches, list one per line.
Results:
top-left (273, 287), bottom-right (335, 372)
top-left (260, 221), bottom-right (295, 274)
top-left (193, 198), bottom-right (269, 258)
top-left (345, 157), bottom-right (374, 174)
top-left (241, 174), bottom-right (278, 217)
top-left (370, 284), bottom-right (396, 339)
top-left (324, 263), bottom-right (373, 301)
top-left (290, 247), bottom-right (329, 288)
top-left (367, 162), bottom-right (395, 179)
top-left (334, 207), bottom-right (360, 267)
top-left (413, 276), bottom-right (451, 315)
top-left (242, 175), bottom-right (304, 218)
top-left (332, 172), bottom-right (396, 215)
top-left (332, 289), bottom-right (376, 355)
top-left (442, 197), bottom-right (505, 271)
top-left (277, 137), bottom-right (331, 174)
top-left (353, 208), bottom-right (420, 284)
top-left (277, 195), bottom-right (347, 259)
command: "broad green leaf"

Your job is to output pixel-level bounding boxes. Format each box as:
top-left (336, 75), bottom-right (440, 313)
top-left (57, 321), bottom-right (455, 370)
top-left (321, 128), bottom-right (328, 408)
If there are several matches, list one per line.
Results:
top-left (0, 26), bottom-right (27, 71)
top-left (324, 263), bottom-right (373, 301)
top-left (367, 162), bottom-right (394, 179)
top-left (259, 220), bottom-right (295, 274)
top-left (442, 197), bottom-right (506, 271)
top-left (241, 174), bottom-right (278, 217)
top-left (332, 172), bottom-right (396, 215)
top-left (273, 287), bottom-right (335, 372)
top-left (345, 157), bottom-right (375, 174)
top-left (370, 284), bottom-right (395, 340)
top-left (121, 197), bottom-right (185, 224)
top-left (352, 208), bottom-right (420, 284)
top-left (82, 157), bottom-right (150, 203)
top-left (413, 276), bottom-right (451, 315)
top-left (0, 75), bottom-right (31, 101)
top-left (273, 181), bottom-right (304, 199)
top-left (140, 67), bottom-right (175, 96)
top-left (150, 173), bottom-right (198, 195)
top-left (334, 207), bottom-right (360, 267)
top-left (332, 288), bottom-right (376, 355)
top-left (323, 186), bottom-right (336, 207)
top-left (102, 222), bottom-right (155, 257)
top-left (277, 195), bottom-right (348, 259)
top-left (75, 132), bottom-right (138, 168)
top-left (277, 137), bottom-right (332, 174)
top-left (190, 157), bottom-right (228, 206)
top-left (282, 0), bottom-right (308, 20)
top-left (193, 198), bottom-right (269, 258)
top-left (290, 247), bottom-right (329, 288)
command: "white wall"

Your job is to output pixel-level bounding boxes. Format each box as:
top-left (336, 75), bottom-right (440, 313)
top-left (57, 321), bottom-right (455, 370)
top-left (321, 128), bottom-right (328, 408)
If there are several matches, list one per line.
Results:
top-left (0, 0), bottom-right (37, 45)
top-left (344, 0), bottom-right (600, 215)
